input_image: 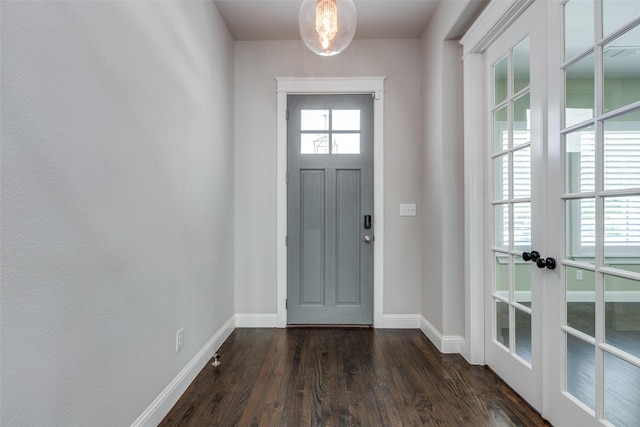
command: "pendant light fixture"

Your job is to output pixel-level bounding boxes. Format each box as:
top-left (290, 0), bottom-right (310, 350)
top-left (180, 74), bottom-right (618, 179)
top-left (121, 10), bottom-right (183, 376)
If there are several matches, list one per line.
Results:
top-left (299, 0), bottom-right (357, 56)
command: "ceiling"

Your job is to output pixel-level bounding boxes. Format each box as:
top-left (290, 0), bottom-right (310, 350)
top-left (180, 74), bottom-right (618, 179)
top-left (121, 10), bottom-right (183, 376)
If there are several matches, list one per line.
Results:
top-left (213, 0), bottom-right (442, 41)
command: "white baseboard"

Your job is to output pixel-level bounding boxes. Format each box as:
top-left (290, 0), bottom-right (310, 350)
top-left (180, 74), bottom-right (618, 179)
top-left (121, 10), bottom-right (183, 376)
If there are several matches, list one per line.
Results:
top-left (420, 316), bottom-right (465, 354)
top-left (236, 313), bottom-right (428, 329)
top-left (381, 314), bottom-right (421, 328)
top-left (235, 313), bottom-right (278, 328)
top-left (235, 313), bottom-right (424, 329)
top-left (131, 316), bottom-right (235, 427)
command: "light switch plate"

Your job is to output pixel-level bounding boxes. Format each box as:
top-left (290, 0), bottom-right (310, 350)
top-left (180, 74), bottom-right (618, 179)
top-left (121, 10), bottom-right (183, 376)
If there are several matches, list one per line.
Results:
top-left (400, 204), bottom-right (417, 216)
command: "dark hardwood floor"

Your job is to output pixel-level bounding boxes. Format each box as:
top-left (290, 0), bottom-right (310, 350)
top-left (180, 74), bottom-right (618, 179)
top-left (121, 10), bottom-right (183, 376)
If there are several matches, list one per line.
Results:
top-left (160, 328), bottom-right (550, 427)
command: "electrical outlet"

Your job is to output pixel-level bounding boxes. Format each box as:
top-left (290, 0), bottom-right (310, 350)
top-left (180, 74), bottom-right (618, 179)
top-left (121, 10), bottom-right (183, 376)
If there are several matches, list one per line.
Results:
top-left (176, 328), bottom-right (184, 352)
top-left (576, 270), bottom-right (583, 280)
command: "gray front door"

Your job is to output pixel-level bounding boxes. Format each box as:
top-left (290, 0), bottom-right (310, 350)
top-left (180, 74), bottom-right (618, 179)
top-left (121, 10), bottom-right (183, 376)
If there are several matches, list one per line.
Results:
top-left (287, 94), bottom-right (374, 325)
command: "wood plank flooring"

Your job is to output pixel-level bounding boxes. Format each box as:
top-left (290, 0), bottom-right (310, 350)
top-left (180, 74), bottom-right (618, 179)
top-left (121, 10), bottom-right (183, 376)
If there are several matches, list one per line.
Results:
top-left (160, 328), bottom-right (550, 426)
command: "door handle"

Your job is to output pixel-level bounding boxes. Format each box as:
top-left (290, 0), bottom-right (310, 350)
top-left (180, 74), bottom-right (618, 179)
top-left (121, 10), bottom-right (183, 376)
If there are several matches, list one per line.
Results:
top-left (536, 257), bottom-right (556, 270)
top-left (523, 251), bottom-right (556, 269)
top-left (364, 235), bottom-right (373, 243)
top-left (522, 251), bottom-right (540, 262)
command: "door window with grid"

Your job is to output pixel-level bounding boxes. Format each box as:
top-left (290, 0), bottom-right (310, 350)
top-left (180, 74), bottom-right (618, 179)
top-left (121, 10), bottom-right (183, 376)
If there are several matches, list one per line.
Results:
top-left (492, 35), bottom-right (534, 365)
top-left (562, 1), bottom-right (640, 425)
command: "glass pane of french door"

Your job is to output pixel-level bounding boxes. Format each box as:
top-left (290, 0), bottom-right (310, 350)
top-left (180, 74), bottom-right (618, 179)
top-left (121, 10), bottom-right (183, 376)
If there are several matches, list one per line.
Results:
top-left (561, 0), bottom-right (640, 425)
top-left (491, 35), bottom-right (534, 365)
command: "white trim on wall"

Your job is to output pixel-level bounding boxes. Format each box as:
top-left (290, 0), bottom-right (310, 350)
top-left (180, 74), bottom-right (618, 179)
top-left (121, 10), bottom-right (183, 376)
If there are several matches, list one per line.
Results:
top-left (131, 316), bottom-right (235, 427)
top-left (235, 313), bottom-right (278, 328)
top-left (382, 314), bottom-right (421, 329)
top-left (462, 52), bottom-right (486, 366)
top-left (420, 316), bottom-right (465, 354)
top-left (275, 77), bottom-right (386, 328)
top-left (460, 0), bottom-right (535, 56)
top-left (459, 0), bottom-right (539, 366)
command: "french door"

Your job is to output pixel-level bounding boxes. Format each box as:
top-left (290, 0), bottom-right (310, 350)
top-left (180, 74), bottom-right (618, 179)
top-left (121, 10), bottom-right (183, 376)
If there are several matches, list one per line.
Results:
top-left (481, 1), bottom-right (640, 425)
top-left (545, 1), bottom-right (640, 426)
top-left (484, 0), bottom-right (547, 410)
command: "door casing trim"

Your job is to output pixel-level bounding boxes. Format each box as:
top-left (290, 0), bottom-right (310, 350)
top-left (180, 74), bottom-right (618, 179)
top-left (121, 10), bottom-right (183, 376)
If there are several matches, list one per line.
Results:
top-left (460, 0), bottom-right (537, 366)
top-left (275, 77), bottom-right (386, 328)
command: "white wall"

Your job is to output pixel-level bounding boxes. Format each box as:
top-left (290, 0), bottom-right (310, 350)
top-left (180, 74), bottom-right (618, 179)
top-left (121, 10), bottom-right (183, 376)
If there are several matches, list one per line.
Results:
top-left (0, 1), bottom-right (235, 425)
top-left (234, 40), bottom-right (423, 317)
top-left (420, 0), bottom-right (485, 339)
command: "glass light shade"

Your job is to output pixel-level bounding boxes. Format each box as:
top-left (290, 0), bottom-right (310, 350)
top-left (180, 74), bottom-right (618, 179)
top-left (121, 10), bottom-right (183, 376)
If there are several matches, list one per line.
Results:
top-left (299, 0), bottom-right (357, 56)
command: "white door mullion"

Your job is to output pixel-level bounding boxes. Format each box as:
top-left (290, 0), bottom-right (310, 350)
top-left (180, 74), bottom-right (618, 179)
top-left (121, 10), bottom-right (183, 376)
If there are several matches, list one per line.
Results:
top-left (593, 0), bottom-right (605, 417)
top-left (594, 122), bottom-right (606, 422)
top-left (594, 122), bottom-right (605, 394)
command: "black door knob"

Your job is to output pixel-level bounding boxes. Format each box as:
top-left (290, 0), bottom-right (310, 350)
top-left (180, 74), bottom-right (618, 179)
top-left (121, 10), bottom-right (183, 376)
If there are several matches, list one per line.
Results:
top-left (545, 257), bottom-right (556, 270)
top-left (536, 257), bottom-right (556, 270)
top-left (522, 251), bottom-right (540, 262)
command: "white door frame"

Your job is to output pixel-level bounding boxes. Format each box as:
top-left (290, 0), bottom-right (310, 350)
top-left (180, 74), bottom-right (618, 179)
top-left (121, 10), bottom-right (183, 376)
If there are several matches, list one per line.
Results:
top-left (275, 77), bottom-right (386, 328)
top-left (460, 0), bottom-right (535, 365)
